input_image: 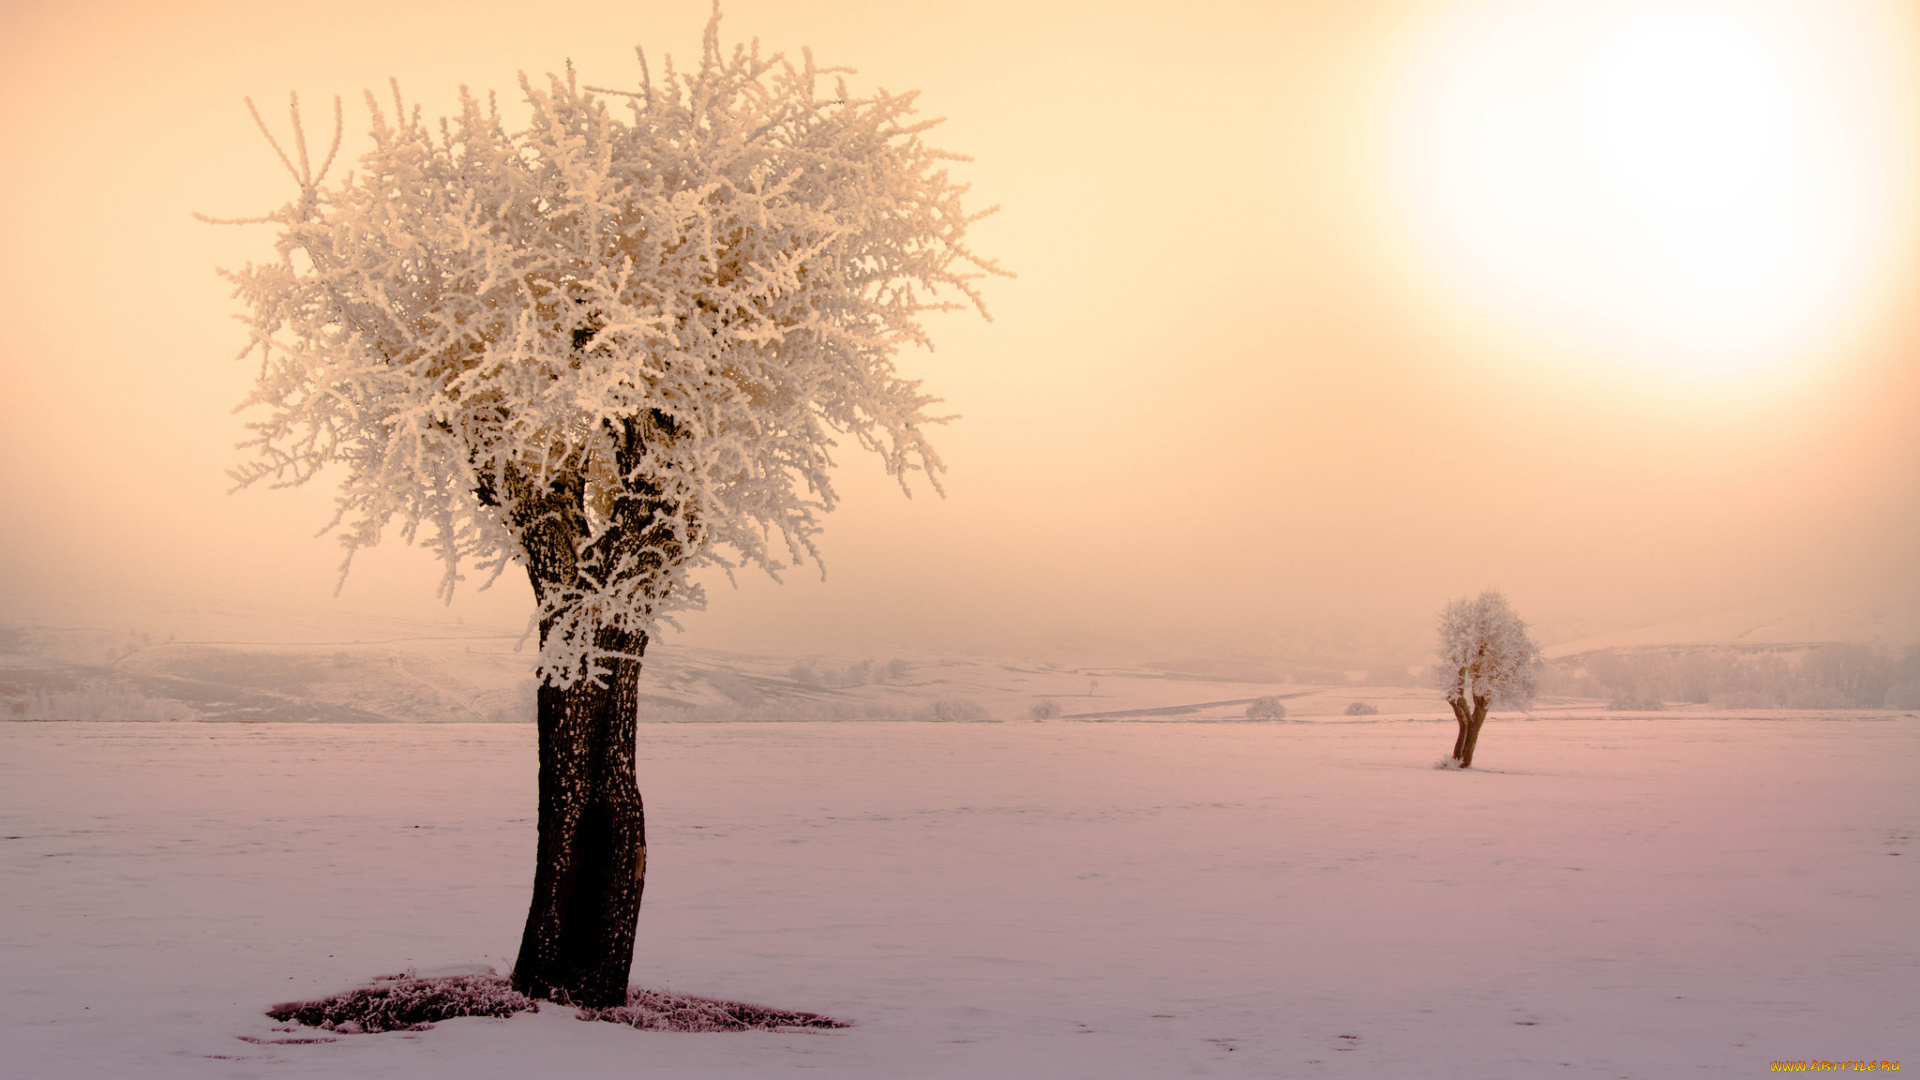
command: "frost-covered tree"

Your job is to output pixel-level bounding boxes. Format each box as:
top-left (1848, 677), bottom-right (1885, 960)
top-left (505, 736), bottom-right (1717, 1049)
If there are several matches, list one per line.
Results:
top-left (1245, 695), bottom-right (1287, 721)
top-left (209, 13), bottom-right (1000, 1007)
top-left (1433, 590), bottom-right (1540, 768)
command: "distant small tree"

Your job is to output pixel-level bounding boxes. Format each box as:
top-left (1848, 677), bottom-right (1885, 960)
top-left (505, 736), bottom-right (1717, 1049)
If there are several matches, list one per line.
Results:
top-left (1433, 590), bottom-right (1540, 768)
top-left (1606, 687), bottom-right (1664, 712)
top-left (1028, 697), bottom-right (1062, 720)
top-left (1343, 701), bottom-right (1378, 716)
top-left (210, 12), bottom-right (1000, 1007)
top-left (1246, 695), bottom-right (1286, 720)
top-left (918, 698), bottom-right (989, 722)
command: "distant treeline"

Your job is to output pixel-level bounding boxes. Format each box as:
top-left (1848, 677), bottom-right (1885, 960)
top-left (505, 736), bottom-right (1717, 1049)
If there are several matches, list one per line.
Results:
top-left (789, 658), bottom-right (914, 690)
top-left (1540, 644), bottom-right (1920, 710)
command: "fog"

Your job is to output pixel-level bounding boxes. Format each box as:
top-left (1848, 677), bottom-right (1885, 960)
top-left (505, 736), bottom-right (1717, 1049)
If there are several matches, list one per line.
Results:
top-left (3, 0), bottom-right (1917, 668)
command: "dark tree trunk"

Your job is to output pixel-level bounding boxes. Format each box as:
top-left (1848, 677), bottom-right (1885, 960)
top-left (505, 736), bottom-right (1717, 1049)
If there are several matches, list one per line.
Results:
top-left (485, 415), bottom-right (685, 1007)
top-left (510, 628), bottom-right (647, 1008)
top-left (494, 451), bottom-right (663, 1009)
top-left (1449, 696), bottom-right (1471, 761)
top-left (1457, 694), bottom-right (1490, 768)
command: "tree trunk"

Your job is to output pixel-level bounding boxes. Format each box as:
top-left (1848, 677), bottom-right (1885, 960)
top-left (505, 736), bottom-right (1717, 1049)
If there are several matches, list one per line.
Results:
top-left (1449, 696), bottom-right (1471, 762)
top-left (510, 625), bottom-right (648, 1008)
top-left (1457, 694), bottom-right (1490, 768)
top-left (501, 461), bottom-right (653, 1009)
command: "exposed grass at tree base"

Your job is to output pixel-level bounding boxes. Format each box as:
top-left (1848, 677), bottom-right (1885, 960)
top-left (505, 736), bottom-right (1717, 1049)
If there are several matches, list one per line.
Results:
top-left (268, 973), bottom-right (536, 1033)
top-left (267, 973), bottom-right (849, 1034)
top-left (584, 987), bottom-right (851, 1032)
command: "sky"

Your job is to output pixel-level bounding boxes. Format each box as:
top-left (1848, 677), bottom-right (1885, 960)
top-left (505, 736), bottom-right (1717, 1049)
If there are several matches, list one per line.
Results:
top-left (1, 0), bottom-right (1916, 666)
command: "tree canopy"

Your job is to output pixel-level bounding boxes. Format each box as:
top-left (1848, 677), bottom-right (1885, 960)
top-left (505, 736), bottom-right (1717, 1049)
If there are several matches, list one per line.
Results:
top-left (213, 15), bottom-right (1002, 686)
top-left (1435, 590), bottom-right (1541, 709)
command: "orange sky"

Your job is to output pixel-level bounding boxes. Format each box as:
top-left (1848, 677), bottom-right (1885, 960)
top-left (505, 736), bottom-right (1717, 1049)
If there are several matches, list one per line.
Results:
top-left (1, 0), bottom-right (1916, 664)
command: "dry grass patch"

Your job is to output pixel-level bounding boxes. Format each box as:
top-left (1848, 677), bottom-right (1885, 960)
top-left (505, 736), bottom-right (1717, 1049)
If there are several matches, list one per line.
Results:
top-left (268, 972), bottom-right (849, 1034)
top-left (268, 973), bottom-right (536, 1033)
top-left (584, 987), bottom-right (851, 1031)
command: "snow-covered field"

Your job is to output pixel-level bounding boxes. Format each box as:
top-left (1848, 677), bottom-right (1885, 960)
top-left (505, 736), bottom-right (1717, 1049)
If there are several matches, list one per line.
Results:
top-left (3, 712), bottom-right (1914, 1078)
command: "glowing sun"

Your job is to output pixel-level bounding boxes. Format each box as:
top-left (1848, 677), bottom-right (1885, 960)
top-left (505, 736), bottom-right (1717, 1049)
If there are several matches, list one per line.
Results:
top-left (1386, 0), bottom-right (1912, 375)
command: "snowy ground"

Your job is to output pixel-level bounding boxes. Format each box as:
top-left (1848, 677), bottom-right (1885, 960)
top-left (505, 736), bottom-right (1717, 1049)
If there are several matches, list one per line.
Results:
top-left (3, 713), bottom-right (1914, 1078)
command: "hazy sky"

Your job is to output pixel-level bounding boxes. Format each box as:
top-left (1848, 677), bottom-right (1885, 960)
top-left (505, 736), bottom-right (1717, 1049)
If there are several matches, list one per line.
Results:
top-left (2, 0), bottom-right (1916, 663)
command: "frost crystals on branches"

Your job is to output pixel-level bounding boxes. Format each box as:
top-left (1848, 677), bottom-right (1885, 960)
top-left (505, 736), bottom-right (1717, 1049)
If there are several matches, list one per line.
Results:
top-left (210, 14), bottom-right (1005, 688)
top-left (1433, 589), bottom-right (1541, 768)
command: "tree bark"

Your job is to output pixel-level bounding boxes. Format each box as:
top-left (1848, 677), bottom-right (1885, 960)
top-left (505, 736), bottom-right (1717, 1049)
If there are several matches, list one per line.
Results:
top-left (511, 633), bottom-right (647, 1007)
top-left (1457, 694), bottom-right (1490, 769)
top-left (1449, 695), bottom-right (1471, 762)
top-left (501, 460), bottom-right (653, 1009)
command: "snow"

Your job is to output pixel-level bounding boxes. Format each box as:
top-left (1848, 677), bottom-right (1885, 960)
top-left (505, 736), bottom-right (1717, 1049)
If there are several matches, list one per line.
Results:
top-left (4, 711), bottom-right (1914, 1078)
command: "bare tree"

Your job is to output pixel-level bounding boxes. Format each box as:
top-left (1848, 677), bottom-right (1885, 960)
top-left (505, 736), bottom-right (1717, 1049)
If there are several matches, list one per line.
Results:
top-left (1433, 590), bottom-right (1540, 768)
top-left (209, 12), bottom-right (1001, 1007)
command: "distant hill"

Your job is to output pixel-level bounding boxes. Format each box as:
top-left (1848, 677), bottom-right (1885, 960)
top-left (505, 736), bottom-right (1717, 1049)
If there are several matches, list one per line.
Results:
top-left (1543, 596), bottom-right (1920, 659)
